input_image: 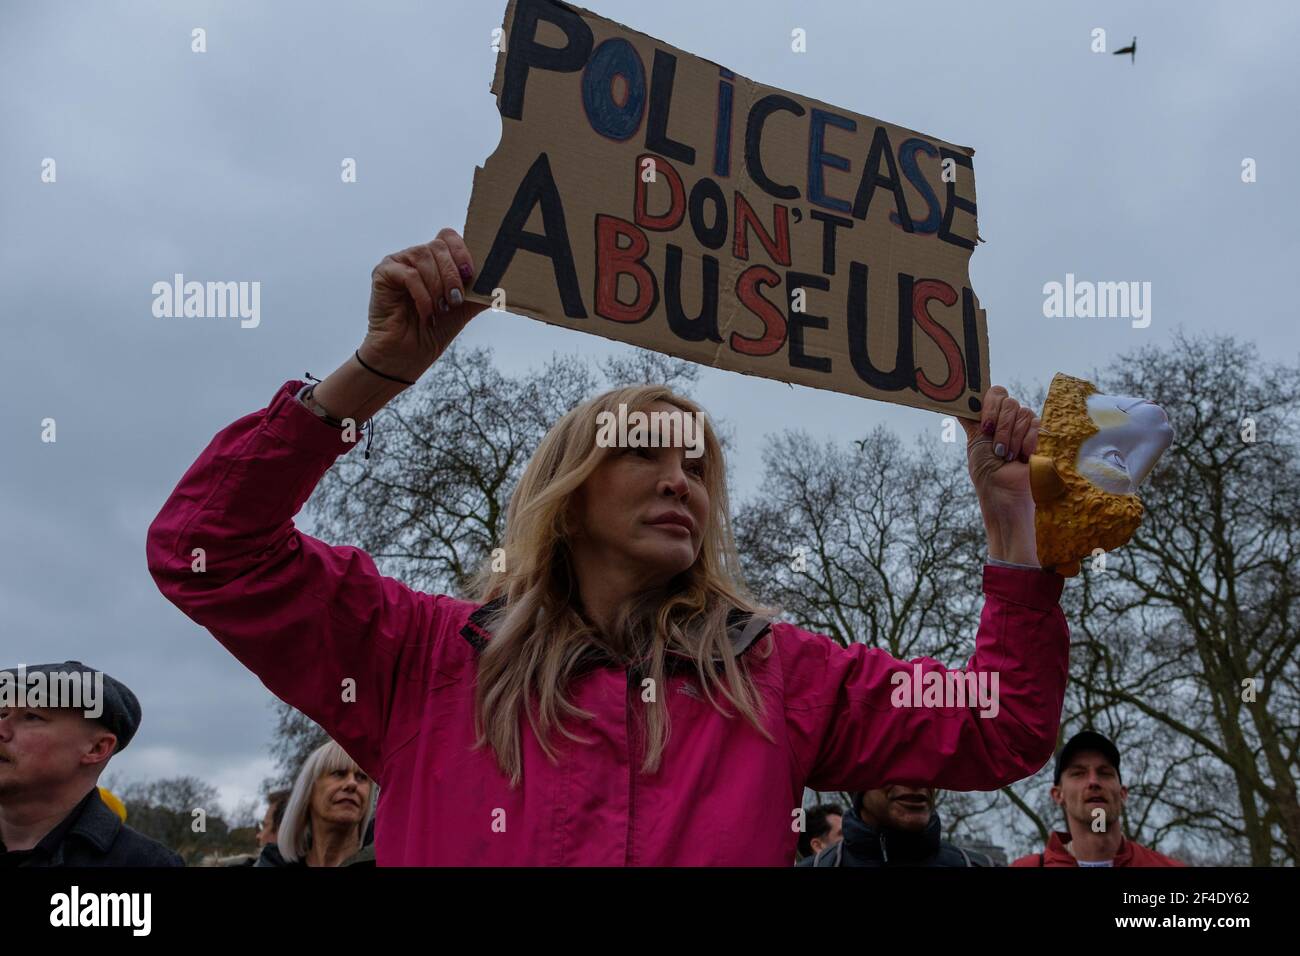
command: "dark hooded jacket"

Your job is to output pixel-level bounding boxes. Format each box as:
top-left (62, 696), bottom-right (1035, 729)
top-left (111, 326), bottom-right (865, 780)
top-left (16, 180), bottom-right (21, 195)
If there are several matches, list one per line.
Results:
top-left (253, 842), bottom-right (303, 867)
top-left (255, 839), bottom-right (373, 867)
top-left (801, 807), bottom-right (993, 867)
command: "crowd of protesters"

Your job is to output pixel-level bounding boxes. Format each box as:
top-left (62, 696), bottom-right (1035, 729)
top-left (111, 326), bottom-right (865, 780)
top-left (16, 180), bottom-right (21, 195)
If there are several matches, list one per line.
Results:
top-left (0, 659), bottom-right (1183, 868)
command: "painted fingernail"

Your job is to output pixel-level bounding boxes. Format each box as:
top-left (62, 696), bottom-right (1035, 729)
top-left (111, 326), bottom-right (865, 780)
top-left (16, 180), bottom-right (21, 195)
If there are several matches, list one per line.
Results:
top-left (449, 288), bottom-right (463, 307)
top-left (458, 264), bottom-right (473, 281)
top-left (994, 442), bottom-right (1006, 457)
top-left (438, 296), bottom-right (449, 313)
top-left (982, 420), bottom-right (995, 435)
top-left (1006, 449), bottom-right (1017, 461)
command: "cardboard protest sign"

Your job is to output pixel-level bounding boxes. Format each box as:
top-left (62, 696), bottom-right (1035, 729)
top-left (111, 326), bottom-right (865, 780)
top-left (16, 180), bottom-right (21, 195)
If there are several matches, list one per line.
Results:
top-left (464, 0), bottom-right (989, 417)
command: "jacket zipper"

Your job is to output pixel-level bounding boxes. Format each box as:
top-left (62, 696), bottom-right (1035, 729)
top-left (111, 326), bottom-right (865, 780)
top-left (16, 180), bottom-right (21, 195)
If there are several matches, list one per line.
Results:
top-left (625, 664), bottom-right (641, 867)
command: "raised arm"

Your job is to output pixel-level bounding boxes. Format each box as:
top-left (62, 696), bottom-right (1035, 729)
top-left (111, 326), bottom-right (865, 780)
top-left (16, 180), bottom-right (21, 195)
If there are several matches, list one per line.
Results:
top-left (146, 230), bottom-right (484, 775)
top-left (783, 564), bottom-right (1068, 793)
top-left (782, 386), bottom-right (1068, 792)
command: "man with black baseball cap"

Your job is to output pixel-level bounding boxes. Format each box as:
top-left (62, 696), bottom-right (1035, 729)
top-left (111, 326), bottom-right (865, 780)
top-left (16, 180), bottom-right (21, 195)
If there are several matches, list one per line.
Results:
top-left (1011, 729), bottom-right (1184, 867)
top-left (0, 661), bottom-right (183, 866)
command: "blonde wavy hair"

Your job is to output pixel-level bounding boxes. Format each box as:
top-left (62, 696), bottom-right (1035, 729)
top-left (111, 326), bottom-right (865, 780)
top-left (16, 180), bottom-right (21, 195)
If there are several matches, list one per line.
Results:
top-left (468, 384), bottom-right (775, 784)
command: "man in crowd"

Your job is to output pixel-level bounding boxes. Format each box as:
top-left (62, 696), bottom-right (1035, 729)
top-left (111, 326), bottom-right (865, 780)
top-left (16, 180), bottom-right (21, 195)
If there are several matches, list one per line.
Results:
top-left (215, 788), bottom-right (294, 866)
top-left (795, 802), bottom-right (844, 862)
top-left (0, 660), bottom-right (183, 867)
top-left (801, 786), bottom-right (992, 866)
top-left (257, 789), bottom-right (290, 848)
top-left (1012, 730), bottom-right (1185, 867)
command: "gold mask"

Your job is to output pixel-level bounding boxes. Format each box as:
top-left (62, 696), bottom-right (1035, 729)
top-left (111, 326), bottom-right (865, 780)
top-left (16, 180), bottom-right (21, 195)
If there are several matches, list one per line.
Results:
top-left (1029, 374), bottom-right (1173, 576)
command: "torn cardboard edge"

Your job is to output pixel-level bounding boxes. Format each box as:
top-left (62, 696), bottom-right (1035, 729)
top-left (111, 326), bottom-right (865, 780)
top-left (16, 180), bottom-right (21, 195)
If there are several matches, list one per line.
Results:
top-left (464, 0), bottom-right (990, 420)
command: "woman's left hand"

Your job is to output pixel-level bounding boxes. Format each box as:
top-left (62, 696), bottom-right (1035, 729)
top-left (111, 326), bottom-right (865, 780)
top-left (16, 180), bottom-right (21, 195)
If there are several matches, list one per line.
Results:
top-left (959, 385), bottom-right (1041, 564)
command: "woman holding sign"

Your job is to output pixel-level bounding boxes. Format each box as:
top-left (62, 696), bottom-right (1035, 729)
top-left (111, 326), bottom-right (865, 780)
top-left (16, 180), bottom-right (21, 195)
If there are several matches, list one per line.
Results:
top-left (147, 229), bottom-right (1065, 866)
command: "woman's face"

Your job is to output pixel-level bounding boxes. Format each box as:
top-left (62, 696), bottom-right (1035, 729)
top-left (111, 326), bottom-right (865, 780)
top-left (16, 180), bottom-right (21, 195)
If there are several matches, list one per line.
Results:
top-left (570, 401), bottom-right (711, 584)
top-left (309, 765), bottom-right (371, 830)
top-left (1075, 393), bottom-right (1172, 495)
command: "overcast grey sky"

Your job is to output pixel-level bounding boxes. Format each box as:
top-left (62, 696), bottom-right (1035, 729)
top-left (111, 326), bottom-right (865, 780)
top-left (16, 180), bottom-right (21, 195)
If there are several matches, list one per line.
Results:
top-left (2, 0), bottom-right (1297, 816)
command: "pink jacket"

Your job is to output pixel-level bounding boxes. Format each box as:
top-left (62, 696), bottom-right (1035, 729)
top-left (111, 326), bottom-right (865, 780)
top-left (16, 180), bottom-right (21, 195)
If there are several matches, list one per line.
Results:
top-left (147, 379), bottom-right (1070, 866)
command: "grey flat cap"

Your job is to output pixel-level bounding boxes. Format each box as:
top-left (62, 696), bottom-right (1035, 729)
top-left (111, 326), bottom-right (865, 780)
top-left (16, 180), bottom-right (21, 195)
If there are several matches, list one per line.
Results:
top-left (0, 660), bottom-right (141, 752)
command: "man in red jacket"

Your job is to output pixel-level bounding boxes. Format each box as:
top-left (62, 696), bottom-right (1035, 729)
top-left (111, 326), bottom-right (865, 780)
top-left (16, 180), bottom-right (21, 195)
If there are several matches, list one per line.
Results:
top-left (1013, 730), bottom-right (1184, 867)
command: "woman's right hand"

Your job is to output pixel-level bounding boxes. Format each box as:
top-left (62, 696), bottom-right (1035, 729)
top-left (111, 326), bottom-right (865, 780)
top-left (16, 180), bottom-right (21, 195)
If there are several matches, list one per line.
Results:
top-left (361, 228), bottom-right (487, 383)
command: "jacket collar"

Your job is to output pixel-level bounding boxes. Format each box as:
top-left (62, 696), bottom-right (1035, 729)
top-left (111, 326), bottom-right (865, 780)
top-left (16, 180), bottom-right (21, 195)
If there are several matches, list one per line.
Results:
top-left (14, 788), bottom-right (120, 863)
top-left (842, 806), bottom-right (943, 863)
top-left (64, 788), bottom-right (122, 854)
top-left (1044, 829), bottom-right (1134, 865)
top-left (460, 596), bottom-right (771, 664)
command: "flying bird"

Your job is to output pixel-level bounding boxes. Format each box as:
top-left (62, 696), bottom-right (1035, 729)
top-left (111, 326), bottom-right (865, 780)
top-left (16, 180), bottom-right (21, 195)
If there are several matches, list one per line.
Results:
top-left (1113, 36), bottom-right (1136, 63)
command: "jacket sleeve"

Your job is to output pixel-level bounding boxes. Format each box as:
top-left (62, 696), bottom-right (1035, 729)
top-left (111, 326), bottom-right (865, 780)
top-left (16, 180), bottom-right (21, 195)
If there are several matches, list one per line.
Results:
top-left (781, 565), bottom-right (1069, 792)
top-left (146, 379), bottom-right (448, 777)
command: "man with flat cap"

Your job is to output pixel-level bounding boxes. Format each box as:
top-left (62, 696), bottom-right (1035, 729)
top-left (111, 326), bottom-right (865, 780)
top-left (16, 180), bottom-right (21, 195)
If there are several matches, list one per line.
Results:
top-left (1012, 729), bottom-right (1184, 867)
top-left (0, 661), bottom-right (183, 866)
